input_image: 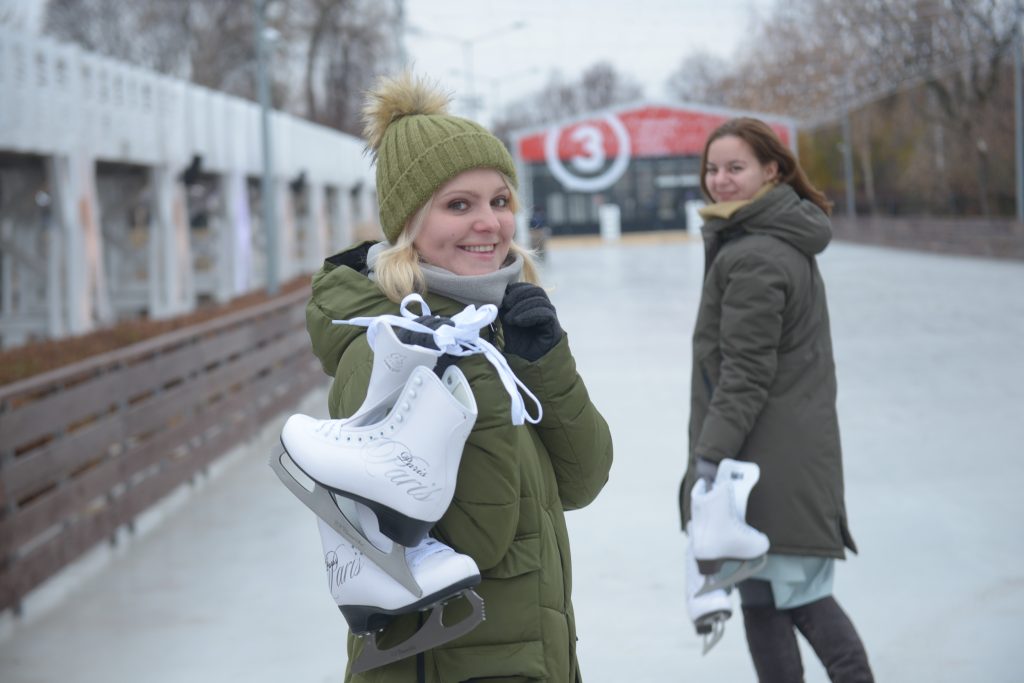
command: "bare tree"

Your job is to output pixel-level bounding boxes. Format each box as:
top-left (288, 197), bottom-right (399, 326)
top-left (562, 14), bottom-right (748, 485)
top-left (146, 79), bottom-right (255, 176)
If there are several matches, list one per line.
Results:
top-left (41, 0), bottom-right (403, 130)
top-left (579, 62), bottom-right (643, 111)
top-left (492, 62), bottom-right (644, 141)
top-left (659, 0), bottom-right (1018, 216)
top-left (299, 0), bottom-right (401, 135)
top-left (665, 52), bottom-right (735, 105)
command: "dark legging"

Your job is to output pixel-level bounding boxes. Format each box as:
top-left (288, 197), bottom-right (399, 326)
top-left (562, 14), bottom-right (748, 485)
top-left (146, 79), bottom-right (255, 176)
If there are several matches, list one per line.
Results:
top-left (738, 580), bottom-right (874, 683)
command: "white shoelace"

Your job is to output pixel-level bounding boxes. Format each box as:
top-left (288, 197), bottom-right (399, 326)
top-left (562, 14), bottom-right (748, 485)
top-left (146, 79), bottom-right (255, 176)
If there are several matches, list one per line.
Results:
top-left (333, 293), bottom-right (542, 425)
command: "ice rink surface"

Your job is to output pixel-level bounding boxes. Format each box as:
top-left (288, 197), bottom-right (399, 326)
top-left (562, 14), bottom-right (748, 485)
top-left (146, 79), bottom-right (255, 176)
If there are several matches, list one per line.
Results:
top-left (2, 236), bottom-right (1022, 682)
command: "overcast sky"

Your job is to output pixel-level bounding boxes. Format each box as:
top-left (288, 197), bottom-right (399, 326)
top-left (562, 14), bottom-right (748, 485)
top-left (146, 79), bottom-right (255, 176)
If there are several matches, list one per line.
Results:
top-left (404, 0), bottom-right (777, 124)
top-left (2, 0), bottom-right (777, 125)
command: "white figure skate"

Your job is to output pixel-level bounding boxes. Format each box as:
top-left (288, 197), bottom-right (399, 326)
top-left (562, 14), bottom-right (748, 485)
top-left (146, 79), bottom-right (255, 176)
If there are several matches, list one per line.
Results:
top-left (271, 294), bottom-right (539, 594)
top-left (271, 364), bottom-right (476, 595)
top-left (685, 522), bottom-right (732, 654)
top-left (317, 518), bottom-right (484, 674)
top-left (690, 458), bottom-right (770, 596)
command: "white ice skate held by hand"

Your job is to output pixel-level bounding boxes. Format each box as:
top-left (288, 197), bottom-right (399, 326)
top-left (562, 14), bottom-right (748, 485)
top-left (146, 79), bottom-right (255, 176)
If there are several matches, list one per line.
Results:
top-left (690, 458), bottom-right (770, 596)
top-left (685, 522), bottom-right (732, 654)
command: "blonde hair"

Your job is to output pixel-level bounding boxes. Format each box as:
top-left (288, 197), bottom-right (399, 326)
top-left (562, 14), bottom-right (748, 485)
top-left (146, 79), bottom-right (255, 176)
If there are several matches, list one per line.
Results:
top-left (374, 174), bottom-right (540, 303)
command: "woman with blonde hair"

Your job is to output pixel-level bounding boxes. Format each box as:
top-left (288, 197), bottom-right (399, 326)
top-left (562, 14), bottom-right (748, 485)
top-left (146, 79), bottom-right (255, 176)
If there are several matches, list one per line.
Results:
top-left (302, 72), bottom-right (612, 682)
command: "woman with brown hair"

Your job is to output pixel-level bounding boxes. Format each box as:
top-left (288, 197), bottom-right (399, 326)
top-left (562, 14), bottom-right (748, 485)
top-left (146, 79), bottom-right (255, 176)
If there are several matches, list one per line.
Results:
top-left (679, 117), bottom-right (874, 682)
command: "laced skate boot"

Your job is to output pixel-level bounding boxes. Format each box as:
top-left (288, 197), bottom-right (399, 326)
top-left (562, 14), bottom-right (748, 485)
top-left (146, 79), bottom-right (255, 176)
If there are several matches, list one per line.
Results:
top-left (336, 293), bottom-right (542, 425)
top-left (685, 522), bottom-right (732, 654)
top-left (271, 364), bottom-right (477, 595)
top-left (691, 458), bottom-right (770, 596)
top-left (316, 518), bottom-right (485, 674)
top-left (357, 319), bottom-right (444, 418)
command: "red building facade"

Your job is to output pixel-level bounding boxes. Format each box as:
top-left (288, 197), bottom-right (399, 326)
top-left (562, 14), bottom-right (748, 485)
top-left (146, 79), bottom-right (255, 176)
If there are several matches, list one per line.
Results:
top-left (511, 102), bottom-right (795, 235)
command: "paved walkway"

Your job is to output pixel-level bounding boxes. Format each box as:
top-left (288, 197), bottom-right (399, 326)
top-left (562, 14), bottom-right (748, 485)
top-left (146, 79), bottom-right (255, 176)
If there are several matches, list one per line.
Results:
top-left (2, 236), bottom-right (1023, 682)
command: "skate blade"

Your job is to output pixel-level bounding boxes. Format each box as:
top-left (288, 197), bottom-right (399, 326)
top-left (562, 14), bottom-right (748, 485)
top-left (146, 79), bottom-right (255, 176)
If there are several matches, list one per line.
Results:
top-left (350, 588), bottom-right (486, 674)
top-left (700, 615), bottom-right (728, 655)
top-left (695, 554), bottom-right (767, 597)
top-left (269, 447), bottom-right (423, 597)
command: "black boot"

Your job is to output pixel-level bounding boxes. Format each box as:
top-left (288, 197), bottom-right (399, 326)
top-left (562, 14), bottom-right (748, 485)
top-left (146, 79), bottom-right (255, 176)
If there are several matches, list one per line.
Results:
top-left (790, 597), bottom-right (874, 683)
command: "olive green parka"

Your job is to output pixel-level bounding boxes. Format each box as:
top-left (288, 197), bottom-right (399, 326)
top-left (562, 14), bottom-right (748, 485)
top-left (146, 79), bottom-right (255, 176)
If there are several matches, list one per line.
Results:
top-left (306, 243), bottom-right (613, 683)
top-left (678, 184), bottom-right (857, 558)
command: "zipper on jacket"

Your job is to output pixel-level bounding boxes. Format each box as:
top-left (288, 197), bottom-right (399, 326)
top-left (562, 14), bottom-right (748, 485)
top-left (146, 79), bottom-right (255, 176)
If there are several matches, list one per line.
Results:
top-left (416, 611), bottom-right (425, 682)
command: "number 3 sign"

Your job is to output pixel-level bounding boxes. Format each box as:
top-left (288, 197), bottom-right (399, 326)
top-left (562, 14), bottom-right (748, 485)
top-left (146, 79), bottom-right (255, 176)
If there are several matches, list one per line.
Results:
top-left (543, 114), bottom-right (632, 192)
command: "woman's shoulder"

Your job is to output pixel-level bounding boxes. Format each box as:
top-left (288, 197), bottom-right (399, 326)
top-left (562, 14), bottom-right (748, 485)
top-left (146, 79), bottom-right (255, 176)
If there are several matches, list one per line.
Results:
top-left (718, 231), bottom-right (793, 263)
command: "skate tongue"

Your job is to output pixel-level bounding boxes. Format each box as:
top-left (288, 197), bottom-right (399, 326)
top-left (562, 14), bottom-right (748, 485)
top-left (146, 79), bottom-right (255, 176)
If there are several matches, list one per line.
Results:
top-left (405, 538), bottom-right (449, 569)
top-left (334, 294), bottom-right (543, 426)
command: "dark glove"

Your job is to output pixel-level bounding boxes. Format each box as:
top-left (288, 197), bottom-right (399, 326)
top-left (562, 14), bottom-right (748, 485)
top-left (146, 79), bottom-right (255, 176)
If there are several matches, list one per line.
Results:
top-left (393, 315), bottom-right (458, 376)
top-left (696, 458), bottom-right (719, 488)
top-left (498, 283), bottom-right (563, 361)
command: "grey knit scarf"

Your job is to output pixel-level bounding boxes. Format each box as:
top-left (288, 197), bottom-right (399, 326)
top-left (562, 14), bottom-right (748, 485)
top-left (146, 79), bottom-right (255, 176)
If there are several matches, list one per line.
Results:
top-left (366, 242), bottom-right (523, 308)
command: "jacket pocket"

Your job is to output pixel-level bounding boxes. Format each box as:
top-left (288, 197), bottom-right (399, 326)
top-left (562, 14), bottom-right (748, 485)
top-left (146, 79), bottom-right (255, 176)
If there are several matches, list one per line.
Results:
top-left (485, 532), bottom-right (541, 579)
top-left (434, 642), bottom-right (546, 681)
top-left (486, 495), bottom-right (542, 579)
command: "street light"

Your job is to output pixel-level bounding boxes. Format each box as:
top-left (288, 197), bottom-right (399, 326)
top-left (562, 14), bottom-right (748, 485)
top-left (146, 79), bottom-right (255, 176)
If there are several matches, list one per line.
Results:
top-left (255, 0), bottom-right (279, 295)
top-left (448, 66), bottom-right (541, 124)
top-left (1015, 3), bottom-right (1023, 223)
top-left (408, 21), bottom-right (527, 121)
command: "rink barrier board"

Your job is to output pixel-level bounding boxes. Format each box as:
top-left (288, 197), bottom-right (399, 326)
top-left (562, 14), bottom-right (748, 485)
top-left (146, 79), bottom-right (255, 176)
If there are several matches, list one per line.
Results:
top-left (0, 286), bottom-right (321, 613)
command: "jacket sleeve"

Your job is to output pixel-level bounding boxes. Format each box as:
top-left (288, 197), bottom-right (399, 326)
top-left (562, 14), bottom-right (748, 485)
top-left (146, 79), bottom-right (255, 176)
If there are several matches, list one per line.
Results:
top-left (696, 249), bottom-right (787, 462)
top-left (507, 333), bottom-right (613, 511)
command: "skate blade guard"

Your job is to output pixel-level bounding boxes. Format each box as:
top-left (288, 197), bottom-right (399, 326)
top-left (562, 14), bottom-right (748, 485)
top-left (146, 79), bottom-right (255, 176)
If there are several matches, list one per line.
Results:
top-left (350, 588), bottom-right (486, 674)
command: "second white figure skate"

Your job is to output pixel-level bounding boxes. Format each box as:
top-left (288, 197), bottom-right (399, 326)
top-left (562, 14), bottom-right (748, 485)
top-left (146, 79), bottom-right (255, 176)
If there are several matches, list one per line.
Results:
top-left (690, 458), bottom-right (770, 596)
top-left (272, 364), bottom-right (477, 593)
top-left (317, 518), bottom-right (484, 674)
top-left (685, 522), bottom-right (732, 654)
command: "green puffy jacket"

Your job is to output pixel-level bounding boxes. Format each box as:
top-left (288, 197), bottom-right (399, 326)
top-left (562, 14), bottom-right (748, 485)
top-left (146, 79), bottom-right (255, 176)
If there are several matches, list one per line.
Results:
top-left (305, 243), bottom-right (613, 682)
top-left (678, 184), bottom-right (857, 558)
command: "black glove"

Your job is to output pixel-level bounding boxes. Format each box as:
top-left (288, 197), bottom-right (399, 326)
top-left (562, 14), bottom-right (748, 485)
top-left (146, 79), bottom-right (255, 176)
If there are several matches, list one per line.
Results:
top-left (696, 458), bottom-right (719, 488)
top-left (394, 315), bottom-right (458, 376)
top-left (498, 283), bottom-right (563, 361)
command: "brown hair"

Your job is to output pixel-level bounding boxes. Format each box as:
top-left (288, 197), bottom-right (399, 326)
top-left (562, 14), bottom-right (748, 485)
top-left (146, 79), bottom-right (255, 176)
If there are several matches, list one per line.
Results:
top-left (699, 117), bottom-right (833, 215)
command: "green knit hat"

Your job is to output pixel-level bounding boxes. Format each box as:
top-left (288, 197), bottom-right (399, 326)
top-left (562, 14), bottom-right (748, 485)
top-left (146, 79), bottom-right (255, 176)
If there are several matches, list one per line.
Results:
top-left (362, 72), bottom-right (518, 243)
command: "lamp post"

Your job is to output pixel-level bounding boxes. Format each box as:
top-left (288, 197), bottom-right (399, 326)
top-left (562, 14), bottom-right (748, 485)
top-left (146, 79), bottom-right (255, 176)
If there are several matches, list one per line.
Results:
top-left (255, 0), bottom-right (279, 295)
top-left (408, 21), bottom-right (527, 122)
top-left (448, 66), bottom-right (541, 124)
top-left (1015, 2), bottom-right (1023, 223)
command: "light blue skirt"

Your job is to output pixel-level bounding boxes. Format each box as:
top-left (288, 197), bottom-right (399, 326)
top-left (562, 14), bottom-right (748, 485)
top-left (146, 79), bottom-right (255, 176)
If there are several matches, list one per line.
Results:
top-left (722, 554), bottom-right (835, 609)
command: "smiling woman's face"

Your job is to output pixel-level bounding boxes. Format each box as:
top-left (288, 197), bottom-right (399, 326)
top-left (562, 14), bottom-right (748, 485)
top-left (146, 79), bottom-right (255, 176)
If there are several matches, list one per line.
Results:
top-left (704, 135), bottom-right (778, 203)
top-left (413, 168), bottom-right (515, 276)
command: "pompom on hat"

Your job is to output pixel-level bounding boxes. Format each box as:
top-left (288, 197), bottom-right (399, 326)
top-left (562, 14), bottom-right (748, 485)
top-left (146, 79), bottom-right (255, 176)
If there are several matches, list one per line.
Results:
top-left (362, 72), bottom-right (518, 243)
